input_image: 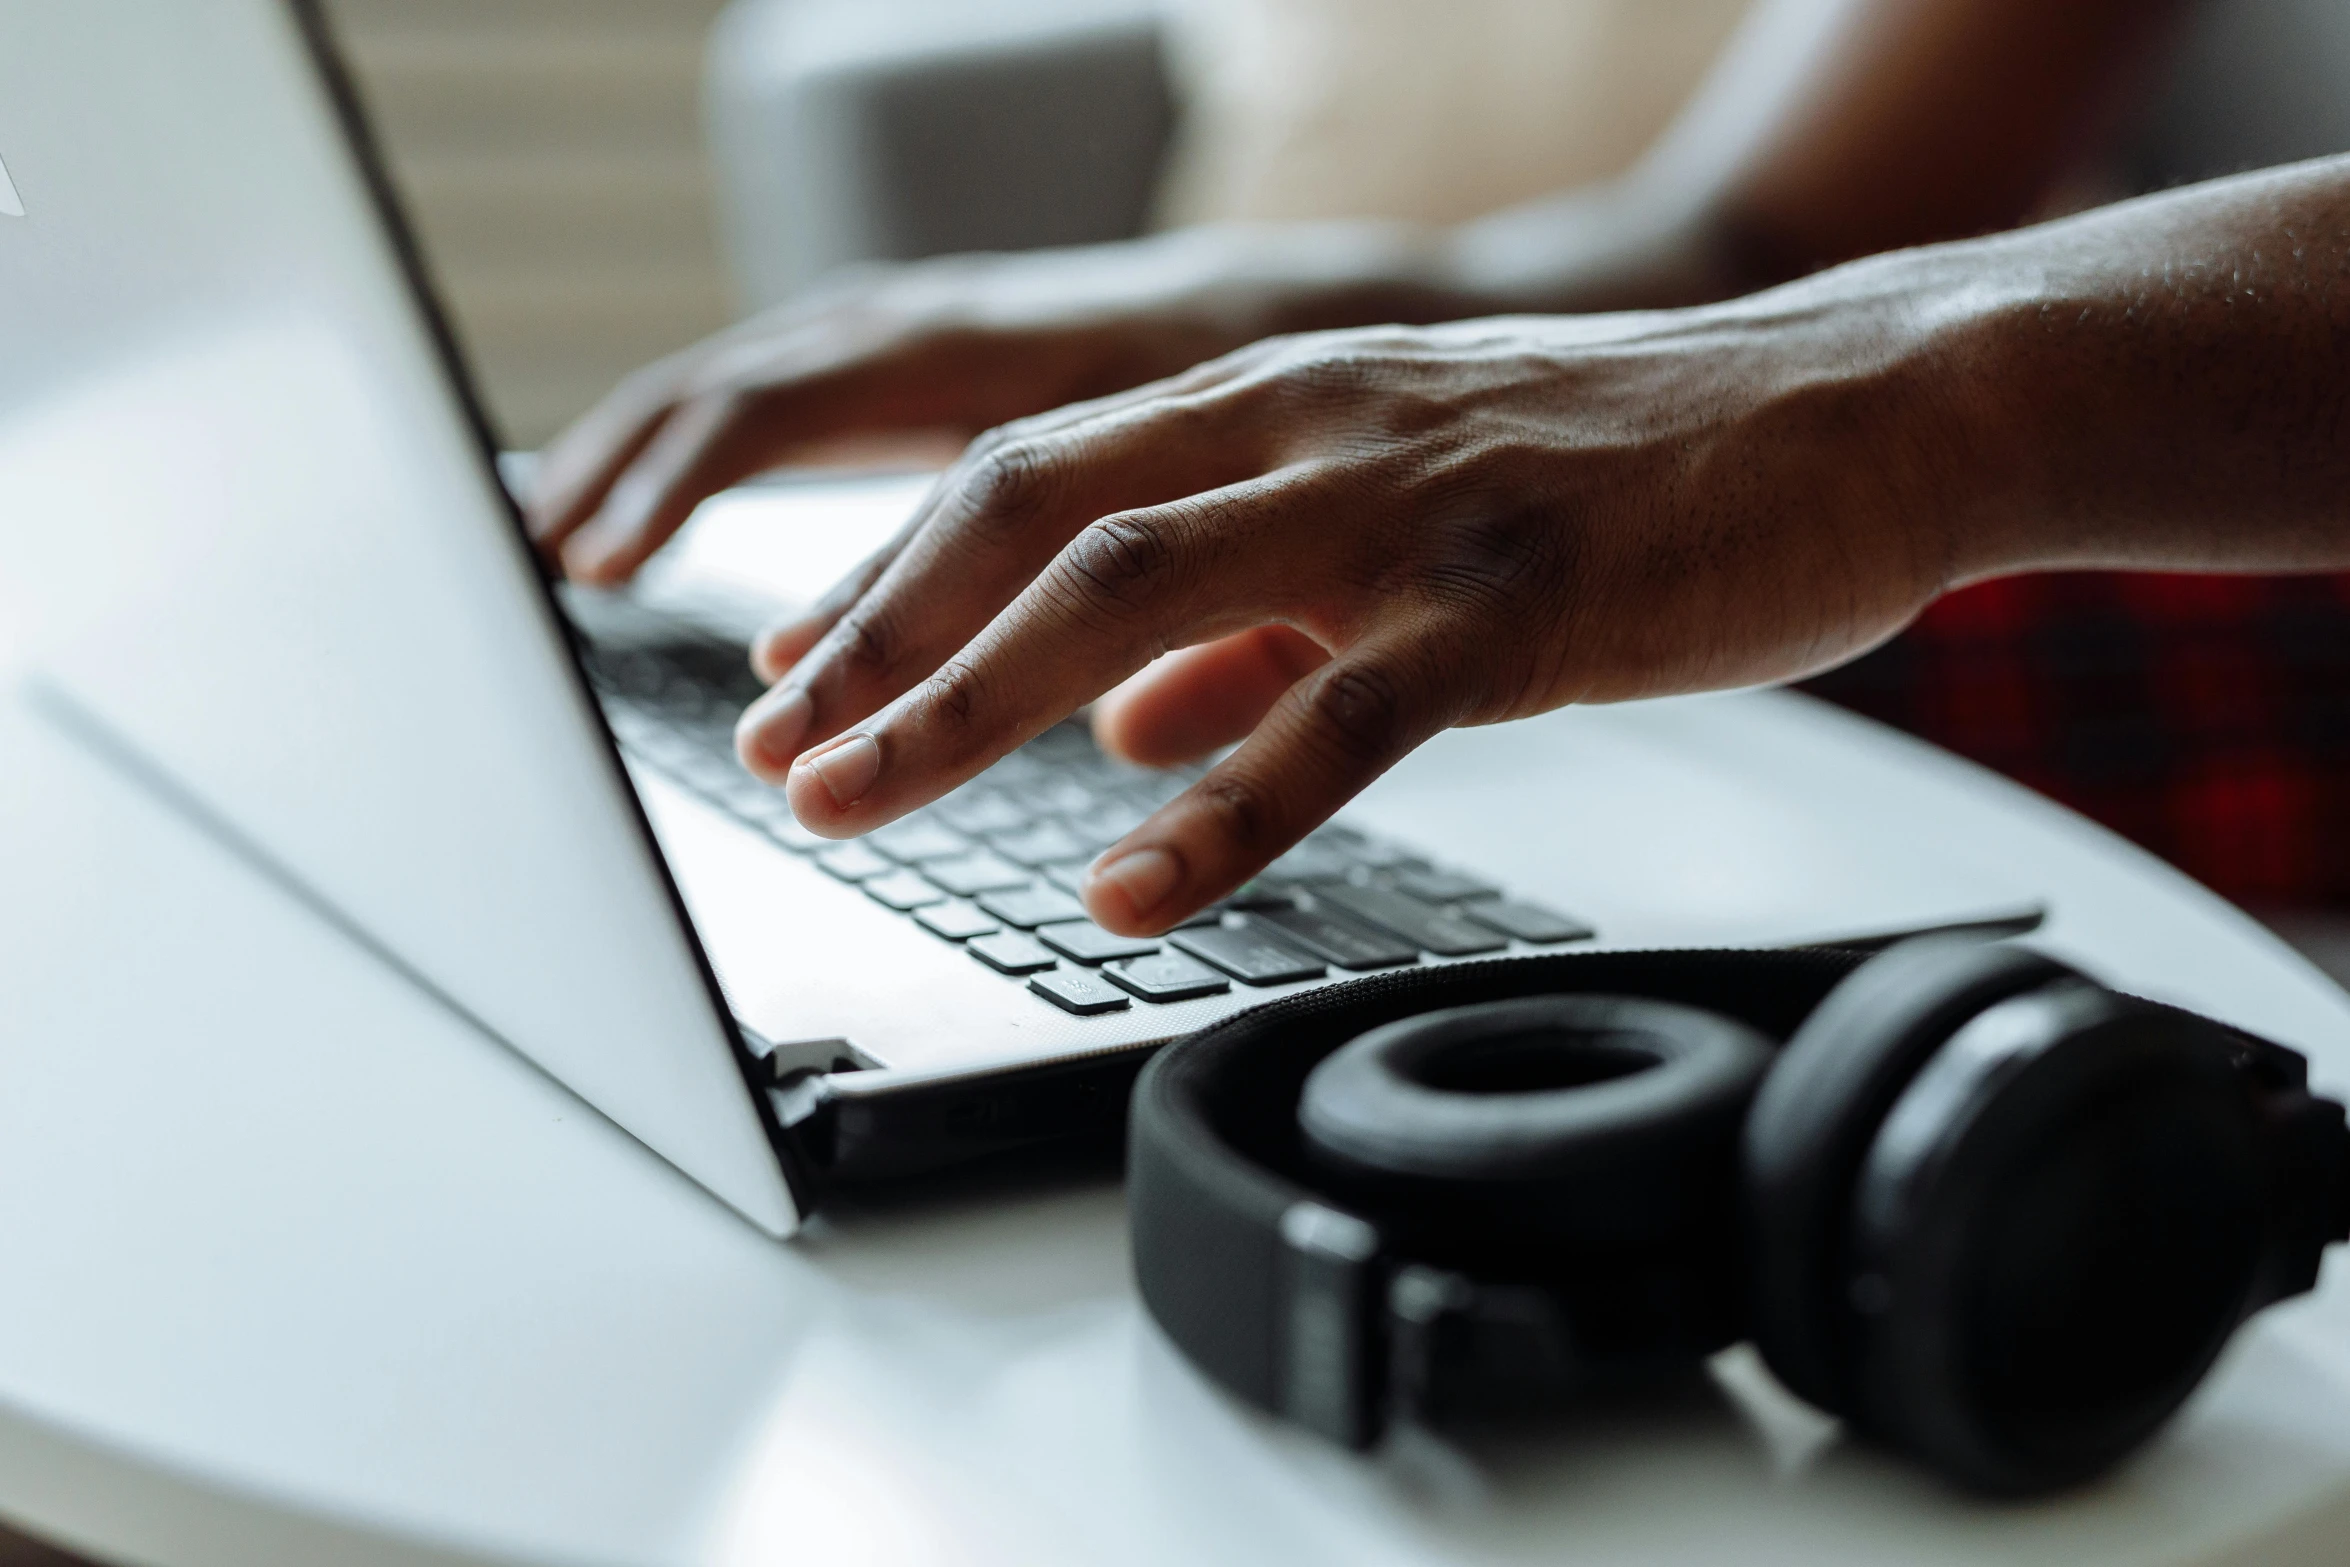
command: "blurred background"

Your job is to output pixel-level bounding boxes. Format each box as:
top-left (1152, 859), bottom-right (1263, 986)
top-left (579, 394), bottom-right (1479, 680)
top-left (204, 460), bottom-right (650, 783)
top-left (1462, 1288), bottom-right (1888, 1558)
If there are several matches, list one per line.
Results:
top-left (318, 0), bottom-right (1754, 446)
top-left (318, 0), bottom-right (2350, 447)
top-left (320, 0), bottom-right (736, 447)
top-left (304, 0), bottom-right (2350, 976)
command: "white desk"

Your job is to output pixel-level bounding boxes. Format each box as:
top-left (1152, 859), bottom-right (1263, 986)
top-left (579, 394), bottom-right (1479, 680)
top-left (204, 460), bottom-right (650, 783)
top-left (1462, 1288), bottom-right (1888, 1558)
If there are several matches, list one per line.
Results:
top-left (5, 599), bottom-right (2350, 1565)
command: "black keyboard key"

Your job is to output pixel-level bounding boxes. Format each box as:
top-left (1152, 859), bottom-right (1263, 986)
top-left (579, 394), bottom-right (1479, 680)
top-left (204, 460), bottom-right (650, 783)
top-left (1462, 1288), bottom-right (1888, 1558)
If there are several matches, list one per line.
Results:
top-left (1302, 822), bottom-right (1432, 873)
top-left (1028, 967), bottom-right (1131, 1016)
top-left (935, 789), bottom-right (1029, 835)
top-left (1018, 777), bottom-right (1100, 816)
top-left (914, 899), bottom-right (1000, 941)
top-left (699, 771), bottom-right (783, 814)
top-left (724, 794), bottom-right (796, 828)
top-left (650, 685), bottom-right (719, 726)
top-left (816, 842), bottom-right (893, 882)
top-left (870, 815), bottom-right (973, 864)
top-left (1116, 772), bottom-right (1191, 808)
top-left (864, 870), bottom-right (945, 911)
top-left (1036, 920), bottom-right (1160, 964)
top-left (603, 705), bottom-right (661, 746)
top-left (1171, 923), bottom-right (1327, 986)
top-left (977, 884), bottom-right (1088, 929)
top-left (1036, 858), bottom-right (1229, 924)
top-left (923, 850), bottom-right (1034, 896)
top-left (1461, 899), bottom-right (1595, 944)
top-left (983, 749), bottom-right (1051, 786)
top-left (1066, 799), bottom-right (1149, 846)
top-left (1345, 838), bottom-right (1429, 872)
top-left (967, 931), bottom-right (1058, 974)
top-left (706, 771), bottom-right (781, 811)
top-left (1104, 951), bottom-right (1230, 1002)
top-left (759, 813), bottom-right (825, 853)
top-left (990, 820), bottom-right (1091, 866)
top-left (1312, 882), bottom-right (1507, 957)
top-left (1252, 904), bottom-right (1418, 970)
top-left (1392, 867), bottom-right (1501, 904)
top-left (617, 729), bottom-right (700, 773)
top-left (1258, 842), bottom-right (1354, 885)
top-left (1223, 879), bottom-right (1299, 911)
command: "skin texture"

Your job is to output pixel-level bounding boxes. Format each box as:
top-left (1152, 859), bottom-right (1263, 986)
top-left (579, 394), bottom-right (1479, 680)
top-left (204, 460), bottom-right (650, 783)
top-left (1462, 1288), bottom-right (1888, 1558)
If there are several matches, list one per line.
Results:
top-left (729, 289), bottom-right (1971, 929)
top-left (524, 0), bottom-right (2350, 936)
top-left (531, 0), bottom-right (2180, 578)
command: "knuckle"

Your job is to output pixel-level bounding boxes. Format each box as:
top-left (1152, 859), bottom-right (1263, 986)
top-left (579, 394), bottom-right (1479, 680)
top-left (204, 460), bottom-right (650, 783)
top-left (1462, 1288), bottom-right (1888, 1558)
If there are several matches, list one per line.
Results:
top-left (1263, 333), bottom-right (1406, 405)
top-left (1247, 356), bottom-right (1352, 415)
top-left (1288, 351), bottom-right (1377, 403)
top-left (827, 599), bottom-right (904, 680)
top-left (952, 424), bottom-right (1011, 471)
top-left (910, 657), bottom-right (983, 733)
top-left (956, 438), bottom-right (1058, 532)
top-left (1052, 513), bottom-right (1178, 621)
top-left (1189, 774), bottom-right (1278, 857)
top-left (1414, 500), bottom-right (1573, 618)
top-left (1302, 659), bottom-right (1414, 766)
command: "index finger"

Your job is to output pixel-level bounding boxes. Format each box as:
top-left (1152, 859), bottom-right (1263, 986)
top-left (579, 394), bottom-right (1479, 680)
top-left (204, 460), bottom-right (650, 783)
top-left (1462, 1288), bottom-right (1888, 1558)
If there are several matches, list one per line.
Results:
top-left (525, 353), bottom-right (694, 554)
top-left (733, 369), bottom-right (1272, 781)
top-left (775, 467), bottom-right (1326, 837)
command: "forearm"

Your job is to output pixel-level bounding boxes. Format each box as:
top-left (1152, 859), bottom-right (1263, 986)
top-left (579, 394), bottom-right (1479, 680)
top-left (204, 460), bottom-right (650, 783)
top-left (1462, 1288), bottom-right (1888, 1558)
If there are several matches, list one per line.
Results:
top-left (1144, 0), bottom-right (1903, 332)
top-left (1432, 0), bottom-right (1882, 315)
top-left (1862, 156), bottom-right (2350, 584)
top-left (1427, 0), bottom-right (2177, 320)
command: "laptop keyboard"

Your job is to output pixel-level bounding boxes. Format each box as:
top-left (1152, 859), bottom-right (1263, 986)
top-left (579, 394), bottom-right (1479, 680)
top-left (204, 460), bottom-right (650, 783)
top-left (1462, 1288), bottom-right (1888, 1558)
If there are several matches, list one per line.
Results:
top-left (569, 595), bottom-right (1596, 1018)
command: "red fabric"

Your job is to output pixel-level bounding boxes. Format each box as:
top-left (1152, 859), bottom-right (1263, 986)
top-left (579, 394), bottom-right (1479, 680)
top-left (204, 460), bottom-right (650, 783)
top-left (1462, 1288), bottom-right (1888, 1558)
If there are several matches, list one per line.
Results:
top-left (1799, 572), bottom-right (2350, 908)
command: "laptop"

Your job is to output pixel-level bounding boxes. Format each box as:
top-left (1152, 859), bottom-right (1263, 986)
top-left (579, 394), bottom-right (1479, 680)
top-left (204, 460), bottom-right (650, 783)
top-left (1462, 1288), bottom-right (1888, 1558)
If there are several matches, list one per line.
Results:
top-left (0, 0), bottom-right (2043, 1234)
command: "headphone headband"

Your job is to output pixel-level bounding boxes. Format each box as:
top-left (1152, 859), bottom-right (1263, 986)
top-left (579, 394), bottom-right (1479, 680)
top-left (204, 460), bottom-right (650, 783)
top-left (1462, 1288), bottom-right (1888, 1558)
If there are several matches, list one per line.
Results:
top-left (1128, 947), bottom-right (1872, 1445)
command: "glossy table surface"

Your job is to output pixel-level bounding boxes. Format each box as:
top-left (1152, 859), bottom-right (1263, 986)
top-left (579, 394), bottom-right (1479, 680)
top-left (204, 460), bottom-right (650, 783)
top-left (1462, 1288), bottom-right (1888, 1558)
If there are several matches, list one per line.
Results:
top-left (3, 490), bottom-right (2349, 1567)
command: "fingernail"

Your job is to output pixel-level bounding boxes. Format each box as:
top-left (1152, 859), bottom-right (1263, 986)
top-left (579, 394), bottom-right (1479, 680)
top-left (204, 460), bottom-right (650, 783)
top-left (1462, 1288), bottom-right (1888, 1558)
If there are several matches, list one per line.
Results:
top-left (735, 685), bottom-right (813, 777)
top-left (797, 731), bottom-right (881, 810)
top-left (1087, 846), bottom-right (1183, 921)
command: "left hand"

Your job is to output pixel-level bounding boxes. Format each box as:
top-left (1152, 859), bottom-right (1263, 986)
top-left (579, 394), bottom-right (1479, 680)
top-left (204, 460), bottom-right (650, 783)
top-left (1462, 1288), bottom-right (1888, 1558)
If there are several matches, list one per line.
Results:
top-left (733, 294), bottom-right (1975, 935)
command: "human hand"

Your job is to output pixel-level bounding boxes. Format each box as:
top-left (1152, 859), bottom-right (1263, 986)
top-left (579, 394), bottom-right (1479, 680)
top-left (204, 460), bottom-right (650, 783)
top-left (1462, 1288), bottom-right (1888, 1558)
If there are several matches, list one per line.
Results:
top-left (524, 225), bottom-right (1450, 584)
top-left (731, 279), bottom-right (1982, 936)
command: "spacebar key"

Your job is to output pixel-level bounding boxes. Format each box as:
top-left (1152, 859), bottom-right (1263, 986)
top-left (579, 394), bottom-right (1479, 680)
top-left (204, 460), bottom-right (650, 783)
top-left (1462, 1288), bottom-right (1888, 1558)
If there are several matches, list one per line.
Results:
top-left (1169, 922), bottom-right (1327, 986)
top-left (1252, 903), bottom-right (1417, 970)
top-left (1313, 883), bottom-right (1506, 957)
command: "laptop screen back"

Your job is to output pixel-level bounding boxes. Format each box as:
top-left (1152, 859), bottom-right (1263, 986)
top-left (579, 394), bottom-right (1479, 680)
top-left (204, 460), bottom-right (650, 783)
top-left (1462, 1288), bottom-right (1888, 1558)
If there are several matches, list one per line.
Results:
top-left (0, 1), bottom-right (798, 1231)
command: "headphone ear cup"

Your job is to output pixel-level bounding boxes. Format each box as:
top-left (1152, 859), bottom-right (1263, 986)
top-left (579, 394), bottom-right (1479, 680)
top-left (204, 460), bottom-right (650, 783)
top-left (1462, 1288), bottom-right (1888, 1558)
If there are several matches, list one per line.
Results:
top-left (1847, 988), bottom-right (2269, 1493)
top-left (1741, 937), bottom-right (2078, 1414)
top-left (1302, 996), bottom-right (1771, 1176)
top-left (1299, 995), bottom-right (1773, 1249)
top-left (1300, 993), bottom-right (1777, 1368)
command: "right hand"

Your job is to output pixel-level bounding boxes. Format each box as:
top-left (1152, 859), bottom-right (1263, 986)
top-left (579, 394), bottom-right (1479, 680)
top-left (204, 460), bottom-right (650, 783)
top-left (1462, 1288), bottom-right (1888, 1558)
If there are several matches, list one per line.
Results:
top-left (525, 225), bottom-right (1449, 585)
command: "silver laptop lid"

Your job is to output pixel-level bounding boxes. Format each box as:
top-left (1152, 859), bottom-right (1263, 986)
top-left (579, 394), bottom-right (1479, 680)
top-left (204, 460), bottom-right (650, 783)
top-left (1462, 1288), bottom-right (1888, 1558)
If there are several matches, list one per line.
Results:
top-left (0, 1), bottom-right (800, 1231)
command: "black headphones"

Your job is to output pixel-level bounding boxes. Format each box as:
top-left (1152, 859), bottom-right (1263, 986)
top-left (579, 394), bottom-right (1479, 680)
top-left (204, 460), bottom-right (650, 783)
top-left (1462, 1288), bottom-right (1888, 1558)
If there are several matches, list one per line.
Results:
top-left (1127, 937), bottom-right (2350, 1494)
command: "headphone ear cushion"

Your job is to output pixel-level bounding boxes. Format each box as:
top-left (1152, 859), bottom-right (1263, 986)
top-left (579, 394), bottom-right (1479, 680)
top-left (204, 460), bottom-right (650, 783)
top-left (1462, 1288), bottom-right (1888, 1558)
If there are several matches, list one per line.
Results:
top-left (1300, 994), bottom-right (1773, 1251)
top-left (1742, 937), bottom-right (2078, 1414)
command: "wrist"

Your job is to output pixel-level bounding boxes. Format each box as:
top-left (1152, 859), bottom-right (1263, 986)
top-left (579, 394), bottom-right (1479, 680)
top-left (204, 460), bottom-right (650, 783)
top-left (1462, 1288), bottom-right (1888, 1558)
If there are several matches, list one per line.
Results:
top-left (1689, 240), bottom-right (2044, 606)
top-left (1173, 220), bottom-right (1464, 338)
top-left (1440, 179), bottom-right (1756, 316)
top-left (1862, 240), bottom-right (2070, 589)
